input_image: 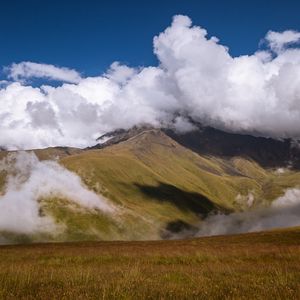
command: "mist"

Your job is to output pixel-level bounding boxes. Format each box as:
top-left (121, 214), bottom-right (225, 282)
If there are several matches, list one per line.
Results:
top-left (1, 15), bottom-right (300, 149)
top-left (197, 188), bottom-right (300, 236)
top-left (0, 152), bottom-right (114, 234)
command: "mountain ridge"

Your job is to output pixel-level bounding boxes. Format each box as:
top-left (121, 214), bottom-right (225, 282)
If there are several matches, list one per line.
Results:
top-left (92, 124), bottom-right (300, 170)
top-left (0, 126), bottom-right (300, 243)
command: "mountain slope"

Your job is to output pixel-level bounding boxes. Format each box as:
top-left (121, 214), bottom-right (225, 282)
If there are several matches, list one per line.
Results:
top-left (57, 129), bottom-right (300, 239)
top-left (94, 124), bottom-right (300, 169)
top-left (163, 126), bottom-right (300, 169)
top-left (1, 128), bottom-right (300, 242)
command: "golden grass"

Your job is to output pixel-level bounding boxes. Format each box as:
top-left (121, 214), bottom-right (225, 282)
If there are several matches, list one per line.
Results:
top-left (0, 228), bottom-right (299, 299)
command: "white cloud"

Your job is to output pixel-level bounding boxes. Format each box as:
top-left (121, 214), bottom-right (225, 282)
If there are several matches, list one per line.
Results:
top-left (1, 15), bottom-right (300, 150)
top-left (196, 188), bottom-right (300, 236)
top-left (105, 62), bottom-right (137, 84)
top-left (7, 61), bottom-right (82, 83)
top-left (0, 80), bottom-right (9, 87)
top-left (0, 152), bottom-right (114, 234)
top-left (265, 30), bottom-right (300, 54)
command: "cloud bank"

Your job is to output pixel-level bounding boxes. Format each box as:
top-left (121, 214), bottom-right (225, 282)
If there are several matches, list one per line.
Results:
top-left (1, 15), bottom-right (300, 149)
top-left (197, 188), bottom-right (300, 236)
top-left (0, 152), bottom-right (113, 233)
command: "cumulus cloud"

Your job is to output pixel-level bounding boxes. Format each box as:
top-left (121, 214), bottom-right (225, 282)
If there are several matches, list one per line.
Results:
top-left (265, 30), bottom-right (300, 54)
top-left (197, 188), bottom-right (300, 236)
top-left (7, 61), bottom-right (82, 83)
top-left (105, 61), bottom-right (138, 84)
top-left (0, 152), bottom-right (114, 234)
top-left (1, 15), bottom-right (300, 150)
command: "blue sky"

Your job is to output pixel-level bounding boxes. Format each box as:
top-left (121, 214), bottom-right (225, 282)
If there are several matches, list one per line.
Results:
top-left (1, 0), bottom-right (300, 76)
top-left (2, 0), bottom-right (300, 150)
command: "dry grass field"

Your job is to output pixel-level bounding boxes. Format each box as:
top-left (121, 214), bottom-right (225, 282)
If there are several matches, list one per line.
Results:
top-left (0, 228), bottom-right (299, 299)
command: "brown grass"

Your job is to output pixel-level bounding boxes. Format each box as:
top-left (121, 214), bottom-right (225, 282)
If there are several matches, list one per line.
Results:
top-left (0, 228), bottom-right (300, 299)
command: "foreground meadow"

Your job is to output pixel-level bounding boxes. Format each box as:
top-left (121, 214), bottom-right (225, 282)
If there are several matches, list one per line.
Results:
top-left (0, 228), bottom-right (300, 299)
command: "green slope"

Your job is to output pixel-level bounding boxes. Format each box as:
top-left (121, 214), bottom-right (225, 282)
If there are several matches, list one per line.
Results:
top-left (56, 129), bottom-right (300, 240)
top-left (1, 129), bottom-right (300, 242)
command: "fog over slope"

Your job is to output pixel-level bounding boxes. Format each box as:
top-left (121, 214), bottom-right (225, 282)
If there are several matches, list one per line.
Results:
top-left (197, 188), bottom-right (300, 237)
top-left (0, 152), bottom-right (114, 233)
top-left (1, 15), bottom-right (300, 149)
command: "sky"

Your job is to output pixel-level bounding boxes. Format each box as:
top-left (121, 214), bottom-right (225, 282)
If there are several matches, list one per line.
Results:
top-left (1, 0), bottom-right (300, 76)
top-left (1, 1), bottom-right (300, 150)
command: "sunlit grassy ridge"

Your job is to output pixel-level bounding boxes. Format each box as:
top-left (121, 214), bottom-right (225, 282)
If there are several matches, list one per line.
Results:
top-left (0, 228), bottom-right (299, 299)
top-left (57, 130), bottom-right (300, 240)
top-left (0, 129), bottom-right (300, 242)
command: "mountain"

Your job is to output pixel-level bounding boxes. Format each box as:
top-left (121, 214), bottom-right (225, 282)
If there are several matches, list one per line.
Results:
top-left (164, 126), bottom-right (300, 169)
top-left (0, 126), bottom-right (300, 243)
top-left (94, 124), bottom-right (300, 169)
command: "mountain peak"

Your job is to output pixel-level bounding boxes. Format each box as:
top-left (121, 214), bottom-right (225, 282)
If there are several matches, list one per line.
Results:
top-left (92, 125), bottom-right (156, 149)
top-left (92, 124), bottom-right (300, 169)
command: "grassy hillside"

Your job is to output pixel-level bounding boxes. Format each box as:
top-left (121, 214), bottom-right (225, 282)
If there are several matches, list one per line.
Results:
top-left (0, 146), bottom-right (82, 161)
top-left (57, 129), bottom-right (300, 240)
top-left (0, 227), bottom-right (299, 299)
top-left (0, 129), bottom-right (300, 242)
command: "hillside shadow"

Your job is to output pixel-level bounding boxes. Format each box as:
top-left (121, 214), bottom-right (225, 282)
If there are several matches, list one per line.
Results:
top-left (160, 219), bottom-right (199, 239)
top-left (134, 181), bottom-right (223, 215)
